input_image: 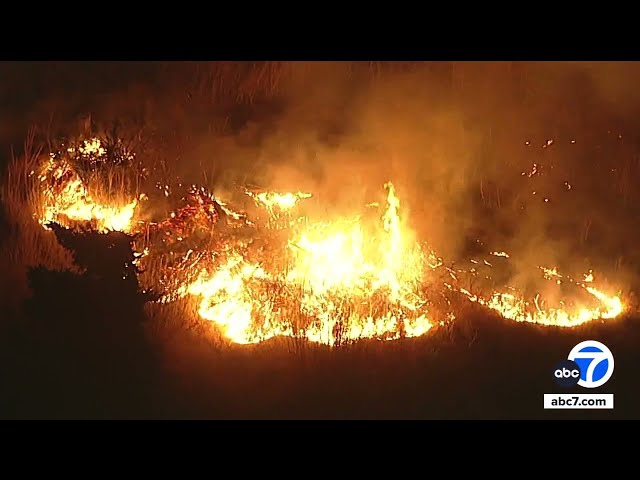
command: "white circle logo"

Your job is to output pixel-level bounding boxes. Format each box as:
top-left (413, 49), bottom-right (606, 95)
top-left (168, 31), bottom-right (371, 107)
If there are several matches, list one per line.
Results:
top-left (567, 340), bottom-right (614, 389)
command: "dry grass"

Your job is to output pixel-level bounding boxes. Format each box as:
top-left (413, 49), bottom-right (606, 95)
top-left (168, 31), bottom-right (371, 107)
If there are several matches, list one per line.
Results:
top-left (177, 61), bottom-right (440, 108)
top-left (0, 128), bottom-right (75, 307)
top-left (0, 126), bottom-right (147, 308)
top-left (174, 61), bottom-right (287, 106)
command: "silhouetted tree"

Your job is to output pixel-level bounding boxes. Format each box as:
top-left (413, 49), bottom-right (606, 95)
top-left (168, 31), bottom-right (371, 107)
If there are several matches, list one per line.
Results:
top-left (13, 223), bottom-right (162, 419)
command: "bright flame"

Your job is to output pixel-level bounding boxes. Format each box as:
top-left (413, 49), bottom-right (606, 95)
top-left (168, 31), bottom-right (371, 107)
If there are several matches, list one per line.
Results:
top-left (38, 155), bottom-right (139, 233)
top-left (184, 183), bottom-right (438, 346)
top-left (77, 138), bottom-right (106, 156)
top-left (34, 137), bottom-right (627, 344)
top-left (186, 252), bottom-right (290, 343)
top-left (456, 267), bottom-right (624, 327)
top-left (244, 189), bottom-right (312, 228)
top-left (246, 190), bottom-right (312, 211)
top-left (153, 180), bottom-right (626, 344)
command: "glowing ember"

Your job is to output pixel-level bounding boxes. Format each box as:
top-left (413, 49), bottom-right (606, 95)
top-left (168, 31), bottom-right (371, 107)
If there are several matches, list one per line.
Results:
top-left (76, 138), bottom-right (106, 156)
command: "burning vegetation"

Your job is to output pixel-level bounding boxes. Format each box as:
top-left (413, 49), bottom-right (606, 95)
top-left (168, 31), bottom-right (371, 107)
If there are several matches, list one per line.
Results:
top-left (26, 136), bottom-right (626, 347)
top-left (36, 137), bottom-right (144, 233)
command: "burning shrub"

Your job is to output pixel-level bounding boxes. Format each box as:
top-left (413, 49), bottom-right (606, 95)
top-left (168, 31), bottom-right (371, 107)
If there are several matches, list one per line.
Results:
top-left (11, 132), bottom-right (627, 349)
top-left (136, 182), bottom-right (452, 346)
top-left (35, 131), bottom-right (147, 234)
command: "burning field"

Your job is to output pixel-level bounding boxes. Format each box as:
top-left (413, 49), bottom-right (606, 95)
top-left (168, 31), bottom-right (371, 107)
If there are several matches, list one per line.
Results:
top-left (27, 135), bottom-right (626, 348)
top-left (6, 61), bottom-right (640, 420)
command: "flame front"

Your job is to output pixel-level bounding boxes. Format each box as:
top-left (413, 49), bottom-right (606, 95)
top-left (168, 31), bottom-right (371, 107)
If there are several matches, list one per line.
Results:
top-left (186, 252), bottom-right (291, 343)
top-left (246, 190), bottom-right (312, 212)
top-left (30, 138), bottom-right (627, 346)
top-left (37, 141), bottom-right (139, 233)
top-left (456, 267), bottom-right (624, 327)
top-left (185, 183), bottom-right (436, 346)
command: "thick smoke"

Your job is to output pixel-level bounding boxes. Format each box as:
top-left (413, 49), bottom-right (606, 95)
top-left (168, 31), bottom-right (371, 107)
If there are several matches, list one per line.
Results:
top-left (187, 63), bottom-right (486, 261)
top-left (188, 61), bottom-right (639, 297)
top-left (4, 61), bottom-right (639, 298)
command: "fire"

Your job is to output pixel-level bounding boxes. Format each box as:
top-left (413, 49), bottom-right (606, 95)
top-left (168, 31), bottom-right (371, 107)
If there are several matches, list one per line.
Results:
top-left (456, 267), bottom-right (624, 327)
top-left (244, 189), bottom-right (312, 229)
top-left (184, 183), bottom-right (438, 346)
top-left (186, 252), bottom-right (292, 343)
top-left (38, 155), bottom-right (139, 233)
top-left (30, 137), bottom-right (628, 346)
top-left (76, 137), bottom-right (106, 156)
top-left (246, 190), bottom-right (312, 212)
top-left (35, 137), bottom-right (141, 233)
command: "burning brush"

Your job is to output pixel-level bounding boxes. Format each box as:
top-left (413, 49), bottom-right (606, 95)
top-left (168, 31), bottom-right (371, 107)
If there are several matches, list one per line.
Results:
top-left (30, 137), bottom-right (627, 347)
top-left (169, 182), bottom-right (449, 346)
top-left (133, 185), bottom-right (265, 305)
top-left (36, 137), bottom-right (144, 233)
top-left (243, 188), bottom-right (312, 229)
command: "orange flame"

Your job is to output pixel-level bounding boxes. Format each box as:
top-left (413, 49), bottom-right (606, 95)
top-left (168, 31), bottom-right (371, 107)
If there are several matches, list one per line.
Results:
top-left (32, 138), bottom-right (627, 344)
top-left (38, 154), bottom-right (139, 233)
top-left (456, 267), bottom-right (623, 327)
top-left (184, 183), bottom-right (439, 345)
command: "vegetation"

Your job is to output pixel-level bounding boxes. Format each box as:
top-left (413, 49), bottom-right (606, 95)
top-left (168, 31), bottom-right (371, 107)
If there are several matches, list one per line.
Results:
top-left (0, 61), bottom-right (638, 419)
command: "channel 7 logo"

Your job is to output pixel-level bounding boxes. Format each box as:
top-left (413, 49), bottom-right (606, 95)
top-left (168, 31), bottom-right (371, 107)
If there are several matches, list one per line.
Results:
top-left (553, 340), bottom-right (615, 388)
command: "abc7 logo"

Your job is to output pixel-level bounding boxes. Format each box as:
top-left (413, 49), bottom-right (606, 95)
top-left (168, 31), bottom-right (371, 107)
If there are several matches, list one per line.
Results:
top-left (553, 340), bottom-right (614, 388)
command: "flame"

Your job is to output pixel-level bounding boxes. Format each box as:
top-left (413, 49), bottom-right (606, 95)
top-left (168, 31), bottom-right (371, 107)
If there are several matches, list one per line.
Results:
top-left (246, 190), bottom-right (312, 212)
top-left (184, 183), bottom-right (438, 346)
top-left (31, 137), bottom-right (628, 345)
top-left (142, 181), bottom-right (625, 342)
top-left (186, 252), bottom-right (291, 343)
top-left (38, 154), bottom-right (139, 233)
top-left (456, 267), bottom-right (624, 327)
top-left (244, 189), bottom-right (312, 229)
top-left (75, 138), bottom-right (106, 156)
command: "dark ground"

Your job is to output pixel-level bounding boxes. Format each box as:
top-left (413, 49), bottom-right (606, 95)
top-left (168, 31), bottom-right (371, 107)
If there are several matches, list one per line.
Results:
top-left (1, 62), bottom-right (639, 420)
top-left (2, 302), bottom-right (637, 419)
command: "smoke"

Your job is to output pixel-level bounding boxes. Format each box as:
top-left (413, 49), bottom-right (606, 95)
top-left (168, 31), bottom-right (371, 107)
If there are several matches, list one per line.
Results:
top-left (5, 61), bottom-right (639, 298)
top-left (524, 62), bottom-right (640, 118)
top-left (199, 64), bottom-right (485, 261)
top-left (148, 62), bottom-right (638, 299)
top-left (223, 62), bottom-right (638, 297)
top-left (472, 62), bottom-right (640, 295)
